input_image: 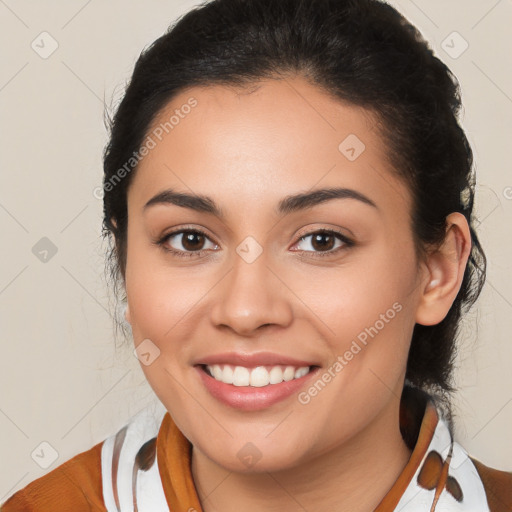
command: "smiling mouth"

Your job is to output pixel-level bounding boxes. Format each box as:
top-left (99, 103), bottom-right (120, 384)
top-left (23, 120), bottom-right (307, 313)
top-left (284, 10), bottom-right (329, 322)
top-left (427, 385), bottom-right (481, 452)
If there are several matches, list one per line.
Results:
top-left (200, 364), bottom-right (318, 387)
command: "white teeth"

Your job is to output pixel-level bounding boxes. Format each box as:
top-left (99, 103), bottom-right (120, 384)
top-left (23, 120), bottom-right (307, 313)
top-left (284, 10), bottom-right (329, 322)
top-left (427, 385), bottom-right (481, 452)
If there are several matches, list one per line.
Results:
top-left (232, 366), bottom-right (250, 386)
top-left (221, 365), bottom-right (234, 384)
top-left (206, 364), bottom-right (311, 387)
top-left (249, 366), bottom-right (269, 387)
top-left (269, 366), bottom-right (283, 384)
top-left (283, 366), bottom-right (295, 381)
top-left (212, 365), bottom-right (224, 381)
top-left (295, 367), bottom-right (310, 378)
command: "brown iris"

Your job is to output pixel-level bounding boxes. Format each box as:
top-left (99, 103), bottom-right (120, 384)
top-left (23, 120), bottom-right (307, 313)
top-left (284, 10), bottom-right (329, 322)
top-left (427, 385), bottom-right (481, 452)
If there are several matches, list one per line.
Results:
top-left (309, 232), bottom-right (336, 252)
top-left (181, 232), bottom-right (206, 251)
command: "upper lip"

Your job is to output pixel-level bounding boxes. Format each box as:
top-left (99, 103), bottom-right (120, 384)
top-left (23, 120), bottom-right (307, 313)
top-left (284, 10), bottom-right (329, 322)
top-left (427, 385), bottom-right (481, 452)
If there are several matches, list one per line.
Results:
top-left (194, 351), bottom-right (318, 368)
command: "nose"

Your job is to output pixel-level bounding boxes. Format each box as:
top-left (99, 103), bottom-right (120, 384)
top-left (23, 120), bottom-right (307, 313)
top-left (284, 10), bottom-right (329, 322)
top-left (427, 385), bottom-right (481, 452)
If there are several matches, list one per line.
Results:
top-left (209, 249), bottom-right (293, 336)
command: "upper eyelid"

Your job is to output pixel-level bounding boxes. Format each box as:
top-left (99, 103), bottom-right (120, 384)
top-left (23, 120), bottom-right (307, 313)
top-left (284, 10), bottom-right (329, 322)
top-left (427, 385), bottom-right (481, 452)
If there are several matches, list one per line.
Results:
top-left (162, 226), bottom-right (217, 244)
top-left (295, 226), bottom-right (351, 241)
top-left (292, 230), bottom-right (353, 253)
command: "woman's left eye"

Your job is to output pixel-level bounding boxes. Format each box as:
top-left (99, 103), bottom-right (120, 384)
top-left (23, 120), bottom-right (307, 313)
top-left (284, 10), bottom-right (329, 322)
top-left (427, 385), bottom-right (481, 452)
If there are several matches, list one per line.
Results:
top-left (291, 230), bottom-right (354, 256)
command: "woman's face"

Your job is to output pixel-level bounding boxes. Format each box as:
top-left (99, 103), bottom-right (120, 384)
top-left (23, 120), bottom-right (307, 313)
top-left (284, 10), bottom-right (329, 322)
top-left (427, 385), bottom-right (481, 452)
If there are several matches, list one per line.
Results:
top-left (124, 76), bottom-right (428, 471)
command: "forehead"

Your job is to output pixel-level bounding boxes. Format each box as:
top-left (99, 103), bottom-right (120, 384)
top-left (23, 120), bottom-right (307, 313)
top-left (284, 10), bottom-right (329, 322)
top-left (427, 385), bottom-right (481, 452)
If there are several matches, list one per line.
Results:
top-left (128, 77), bottom-right (411, 218)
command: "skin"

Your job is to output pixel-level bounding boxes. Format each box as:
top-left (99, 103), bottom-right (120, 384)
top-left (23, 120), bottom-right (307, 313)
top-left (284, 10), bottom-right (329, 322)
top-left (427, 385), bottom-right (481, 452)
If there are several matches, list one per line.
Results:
top-left (121, 75), bottom-right (471, 512)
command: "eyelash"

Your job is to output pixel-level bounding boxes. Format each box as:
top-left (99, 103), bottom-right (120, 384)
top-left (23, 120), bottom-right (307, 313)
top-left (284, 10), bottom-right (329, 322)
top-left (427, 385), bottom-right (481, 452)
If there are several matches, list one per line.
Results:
top-left (155, 226), bottom-right (355, 260)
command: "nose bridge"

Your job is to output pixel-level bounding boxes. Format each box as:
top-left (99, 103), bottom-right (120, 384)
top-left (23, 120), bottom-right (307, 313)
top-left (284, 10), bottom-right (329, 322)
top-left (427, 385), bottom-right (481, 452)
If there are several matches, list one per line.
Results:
top-left (210, 238), bottom-right (292, 334)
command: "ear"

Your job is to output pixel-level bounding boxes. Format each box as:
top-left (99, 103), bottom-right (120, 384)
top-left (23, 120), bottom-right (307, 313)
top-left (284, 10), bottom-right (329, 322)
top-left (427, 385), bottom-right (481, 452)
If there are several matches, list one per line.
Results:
top-left (415, 212), bottom-right (472, 326)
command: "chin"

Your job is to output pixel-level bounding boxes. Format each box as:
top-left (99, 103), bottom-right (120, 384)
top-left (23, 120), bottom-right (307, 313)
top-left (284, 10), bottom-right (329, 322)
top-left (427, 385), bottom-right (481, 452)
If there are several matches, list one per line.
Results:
top-left (210, 448), bottom-right (303, 474)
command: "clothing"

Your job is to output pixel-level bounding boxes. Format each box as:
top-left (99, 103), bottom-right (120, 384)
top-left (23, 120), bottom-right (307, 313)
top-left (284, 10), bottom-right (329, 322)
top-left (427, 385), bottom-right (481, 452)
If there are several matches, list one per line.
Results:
top-left (2, 386), bottom-right (511, 511)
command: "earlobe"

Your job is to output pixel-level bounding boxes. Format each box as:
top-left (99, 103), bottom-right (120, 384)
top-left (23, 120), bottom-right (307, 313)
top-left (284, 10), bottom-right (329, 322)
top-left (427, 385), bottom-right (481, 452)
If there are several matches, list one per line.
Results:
top-left (415, 212), bottom-right (472, 326)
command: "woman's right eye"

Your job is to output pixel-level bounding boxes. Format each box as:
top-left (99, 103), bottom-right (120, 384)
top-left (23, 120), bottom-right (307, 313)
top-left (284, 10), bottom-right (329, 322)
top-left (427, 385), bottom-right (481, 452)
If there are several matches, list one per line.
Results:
top-left (157, 229), bottom-right (219, 258)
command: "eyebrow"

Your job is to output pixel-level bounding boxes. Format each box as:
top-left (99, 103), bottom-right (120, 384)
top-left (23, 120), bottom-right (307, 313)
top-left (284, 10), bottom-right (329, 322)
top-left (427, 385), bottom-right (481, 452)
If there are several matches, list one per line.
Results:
top-left (143, 186), bottom-right (378, 218)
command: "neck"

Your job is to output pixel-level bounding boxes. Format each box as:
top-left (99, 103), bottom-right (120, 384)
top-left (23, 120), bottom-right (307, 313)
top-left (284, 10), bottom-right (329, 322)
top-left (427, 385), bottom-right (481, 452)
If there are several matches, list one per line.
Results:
top-left (191, 396), bottom-right (413, 512)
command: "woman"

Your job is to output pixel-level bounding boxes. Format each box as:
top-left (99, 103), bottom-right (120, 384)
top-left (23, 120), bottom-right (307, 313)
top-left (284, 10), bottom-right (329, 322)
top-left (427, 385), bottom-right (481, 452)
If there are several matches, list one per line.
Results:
top-left (2, 0), bottom-right (511, 510)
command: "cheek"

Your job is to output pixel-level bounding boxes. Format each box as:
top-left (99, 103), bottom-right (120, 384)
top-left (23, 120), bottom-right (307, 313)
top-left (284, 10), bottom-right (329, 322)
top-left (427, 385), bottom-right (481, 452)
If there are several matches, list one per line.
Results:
top-left (126, 271), bottom-right (202, 349)
top-left (307, 244), bottom-right (417, 340)
top-left (124, 233), bottom-right (198, 337)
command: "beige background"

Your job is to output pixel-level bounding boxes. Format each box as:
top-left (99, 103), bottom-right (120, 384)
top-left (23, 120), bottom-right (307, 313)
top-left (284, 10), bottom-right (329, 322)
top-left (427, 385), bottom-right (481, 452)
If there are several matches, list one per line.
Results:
top-left (1, 0), bottom-right (511, 501)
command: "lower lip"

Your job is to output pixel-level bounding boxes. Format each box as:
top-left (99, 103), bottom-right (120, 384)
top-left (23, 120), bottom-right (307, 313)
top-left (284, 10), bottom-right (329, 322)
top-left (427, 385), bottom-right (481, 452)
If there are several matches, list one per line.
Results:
top-left (195, 365), bottom-right (319, 411)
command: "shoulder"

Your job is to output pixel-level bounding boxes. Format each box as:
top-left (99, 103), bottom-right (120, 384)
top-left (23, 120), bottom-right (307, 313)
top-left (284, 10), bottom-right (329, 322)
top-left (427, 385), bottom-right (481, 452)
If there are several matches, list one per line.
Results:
top-left (1, 404), bottom-right (169, 512)
top-left (1, 440), bottom-right (106, 512)
top-left (469, 456), bottom-right (512, 512)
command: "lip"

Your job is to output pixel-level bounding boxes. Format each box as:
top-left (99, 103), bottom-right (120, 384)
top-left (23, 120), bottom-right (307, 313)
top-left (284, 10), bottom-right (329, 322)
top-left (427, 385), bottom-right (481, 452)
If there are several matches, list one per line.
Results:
top-left (195, 364), bottom-right (321, 411)
top-left (193, 351), bottom-right (319, 368)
